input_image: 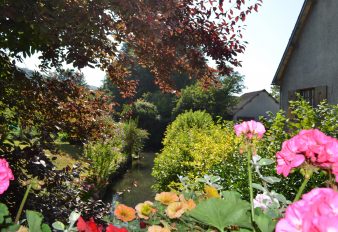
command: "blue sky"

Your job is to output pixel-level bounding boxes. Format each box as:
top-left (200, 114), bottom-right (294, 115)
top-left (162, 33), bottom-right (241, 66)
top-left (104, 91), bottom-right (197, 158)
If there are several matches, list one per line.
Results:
top-left (237, 0), bottom-right (304, 93)
top-left (19, 0), bottom-right (305, 93)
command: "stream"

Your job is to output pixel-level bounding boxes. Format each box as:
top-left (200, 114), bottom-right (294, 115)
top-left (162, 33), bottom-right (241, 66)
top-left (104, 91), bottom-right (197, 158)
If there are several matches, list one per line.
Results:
top-left (104, 152), bottom-right (156, 207)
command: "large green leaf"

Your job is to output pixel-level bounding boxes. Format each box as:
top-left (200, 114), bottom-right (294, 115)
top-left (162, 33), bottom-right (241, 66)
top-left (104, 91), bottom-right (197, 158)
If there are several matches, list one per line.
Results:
top-left (0, 203), bottom-right (9, 224)
top-left (221, 190), bottom-right (242, 202)
top-left (255, 211), bottom-right (276, 232)
top-left (26, 210), bottom-right (43, 232)
top-left (188, 198), bottom-right (252, 232)
top-left (1, 224), bottom-right (20, 232)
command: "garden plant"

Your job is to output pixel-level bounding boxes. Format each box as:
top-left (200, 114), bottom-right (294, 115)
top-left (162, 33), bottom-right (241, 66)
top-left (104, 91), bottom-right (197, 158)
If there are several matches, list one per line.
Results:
top-left (1, 116), bottom-right (338, 231)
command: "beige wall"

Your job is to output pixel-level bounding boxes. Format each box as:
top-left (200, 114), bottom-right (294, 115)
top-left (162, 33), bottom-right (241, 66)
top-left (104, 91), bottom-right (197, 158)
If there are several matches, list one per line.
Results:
top-left (234, 92), bottom-right (279, 121)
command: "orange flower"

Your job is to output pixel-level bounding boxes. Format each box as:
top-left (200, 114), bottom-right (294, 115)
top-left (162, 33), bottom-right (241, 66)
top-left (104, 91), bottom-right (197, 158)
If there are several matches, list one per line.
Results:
top-left (114, 204), bottom-right (136, 222)
top-left (165, 202), bottom-right (187, 219)
top-left (135, 201), bottom-right (156, 220)
top-left (179, 194), bottom-right (196, 211)
top-left (148, 225), bottom-right (171, 232)
top-left (204, 185), bottom-right (220, 198)
top-left (155, 192), bottom-right (179, 205)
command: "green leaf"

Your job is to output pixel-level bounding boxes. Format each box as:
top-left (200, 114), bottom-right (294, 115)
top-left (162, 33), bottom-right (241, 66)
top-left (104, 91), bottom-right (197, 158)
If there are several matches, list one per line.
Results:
top-left (238, 229), bottom-right (252, 232)
top-left (252, 183), bottom-right (267, 192)
top-left (258, 158), bottom-right (275, 166)
top-left (221, 190), bottom-right (242, 202)
top-left (255, 212), bottom-right (276, 232)
top-left (262, 176), bottom-right (280, 184)
top-left (0, 204), bottom-right (9, 224)
top-left (52, 221), bottom-right (65, 230)
top-left (188, 198), bottom-right (252, 232)
top-left (1, 224), bottom-right (20, 232)
top-left (41, 224), bottom-right (52, 232)
top-left (26, 210), bottom-right (43, 232)
top-left (273, 193), bottom-right (290, 204)
top-left (69, 211), bottom-right (81, 224)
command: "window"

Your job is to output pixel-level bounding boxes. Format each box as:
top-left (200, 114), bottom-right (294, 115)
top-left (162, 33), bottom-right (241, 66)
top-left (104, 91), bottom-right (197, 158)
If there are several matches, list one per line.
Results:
top-left (298, 88), bottom-right (315, 106)
top-left (237, 116), bottom-right (255, 121)
top-left (288, 86), bottom-right (327, 110)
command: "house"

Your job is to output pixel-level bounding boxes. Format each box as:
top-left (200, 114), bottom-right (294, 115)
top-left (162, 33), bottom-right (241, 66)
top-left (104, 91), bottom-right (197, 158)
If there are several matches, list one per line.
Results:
top-left (232, 90), bottom-right (279, 121)
top-left (272, 0), bottom-right (338, 110)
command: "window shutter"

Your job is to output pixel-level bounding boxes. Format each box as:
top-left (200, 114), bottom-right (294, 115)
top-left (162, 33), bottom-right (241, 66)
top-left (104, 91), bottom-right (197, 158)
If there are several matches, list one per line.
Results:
top-left (314, 86), bottom-right (327, 106)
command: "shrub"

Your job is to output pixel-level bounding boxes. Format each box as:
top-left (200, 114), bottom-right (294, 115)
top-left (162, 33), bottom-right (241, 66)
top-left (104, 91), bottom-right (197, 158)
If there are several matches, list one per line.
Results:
top-left (152, 111), bottom-right (236, 191)
top-left (163, 110), bottom-right (214, 144)
top-left (0, 143), bottom-right (111, 224)
top-left (122, 119), bottom-right (149, 157)
top-left (84, 137), bottom-right (126, 189)
top-left (211, 98), bottom-right (338, 200)
top-left (172, 73), bottom-right (244, 119)
top-left (121, 99), bottom-right (160, 149)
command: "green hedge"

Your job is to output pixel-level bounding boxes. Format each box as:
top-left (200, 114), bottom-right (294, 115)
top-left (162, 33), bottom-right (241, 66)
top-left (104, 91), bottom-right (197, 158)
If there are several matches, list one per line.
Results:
top-left (152, 111), bottom-right (236, 191)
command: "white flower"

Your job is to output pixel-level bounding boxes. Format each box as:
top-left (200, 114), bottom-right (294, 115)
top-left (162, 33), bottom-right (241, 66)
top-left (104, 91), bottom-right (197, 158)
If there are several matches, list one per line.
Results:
top-left (254, 193), bottom-right (278, 211)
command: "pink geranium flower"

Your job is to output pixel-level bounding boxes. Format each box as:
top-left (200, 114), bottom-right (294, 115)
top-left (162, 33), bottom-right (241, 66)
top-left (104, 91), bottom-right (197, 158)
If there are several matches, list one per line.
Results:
top-left (0, 158), bottom-right (14, 194)
top-left (276, 129), bottom-right (338, 179)
top-left (276, 150), bottom-right (305, 177)
top-left (234, 120), bottom-right (266, 139)
top-left (276, 188), bottom-right (338, 232)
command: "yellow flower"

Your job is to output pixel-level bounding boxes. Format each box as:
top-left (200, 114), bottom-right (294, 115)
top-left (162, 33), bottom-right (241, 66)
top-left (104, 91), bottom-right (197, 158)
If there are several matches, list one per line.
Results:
top-left (135, 201), bottom-right (156, 220)
top-left (155, 192), bottom-right (179, 205)
top-left (148, 225), bottom-right (171, 232)
top-left (204, 185), bottom-right (220, 198)
top-left (165, 202), bottom-right (187, 219)
top-left (114, 204), bottom-right (136, 222)
top-left (179, 194), bottom-right (196, 211)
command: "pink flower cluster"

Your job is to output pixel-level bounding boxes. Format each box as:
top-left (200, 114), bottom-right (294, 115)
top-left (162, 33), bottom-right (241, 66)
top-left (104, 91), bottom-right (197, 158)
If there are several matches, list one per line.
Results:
top-left (0, 158), bottom-right (14, 194)
top-left (276, 188), bottom-right (338, 231)
top-left (276, 129), bottom-right (338, 179)
top-left (234, 120), bottom-right (266, 139)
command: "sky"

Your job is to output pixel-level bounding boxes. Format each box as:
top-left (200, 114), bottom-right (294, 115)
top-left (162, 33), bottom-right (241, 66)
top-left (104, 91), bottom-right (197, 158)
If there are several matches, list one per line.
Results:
top-left (19, 0), bottom-right (305, 93)
top-left (236, 0), bottom-right (304, 93)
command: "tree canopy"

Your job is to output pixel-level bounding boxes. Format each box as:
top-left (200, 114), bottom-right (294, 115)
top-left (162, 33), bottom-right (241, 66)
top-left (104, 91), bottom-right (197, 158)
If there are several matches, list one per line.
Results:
top-left (172, 72), bottom-right (244, 119)
top-left (1, 0), bottom-right (262, 95)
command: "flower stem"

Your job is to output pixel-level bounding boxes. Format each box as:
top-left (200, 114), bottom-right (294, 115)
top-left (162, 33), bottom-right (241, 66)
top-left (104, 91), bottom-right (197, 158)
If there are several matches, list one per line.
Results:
top-left (293, 176), bottom-right (310, 202)
top-left (15, 183), bottom-right (32, 224)
top-left (246, 146), bottom-right (255, 223)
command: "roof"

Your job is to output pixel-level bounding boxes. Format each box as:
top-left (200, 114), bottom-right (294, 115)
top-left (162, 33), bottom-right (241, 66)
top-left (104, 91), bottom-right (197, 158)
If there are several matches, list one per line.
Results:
top-left (231, 89), bottom-right (278, 115)
top-left (272, 0), bottom-right (313, 85)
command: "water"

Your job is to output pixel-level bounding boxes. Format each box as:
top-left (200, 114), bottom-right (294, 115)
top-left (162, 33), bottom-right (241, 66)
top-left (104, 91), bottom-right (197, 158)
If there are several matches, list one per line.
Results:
top-left (105, 152), bottom-right (156, 207)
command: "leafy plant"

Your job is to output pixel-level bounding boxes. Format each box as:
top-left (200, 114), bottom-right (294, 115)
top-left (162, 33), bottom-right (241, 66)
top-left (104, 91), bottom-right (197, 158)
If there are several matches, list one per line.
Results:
top-left (173, 73), bottom-right (244, 120)
top-left (122, 119), bottom-right (149, 157)
top-left (0, 203), bottom-right (19, 231)
top-left (26, 210), bottom-right (52, 232)
top-left (212, 99), bottom-right (337, 201)
top-left (152, 111), bottom-right (236, 191)
top-left (84, 138), bottom-right (126, 190)
top-left (188, 195), bottom-right (252, 232)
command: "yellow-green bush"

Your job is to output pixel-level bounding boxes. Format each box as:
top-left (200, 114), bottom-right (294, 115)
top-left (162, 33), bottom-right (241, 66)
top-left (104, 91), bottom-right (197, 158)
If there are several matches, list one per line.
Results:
top-left (152, 111), bottom-right (236, 191)
top-left (84, 137), bottom-right (126, 188)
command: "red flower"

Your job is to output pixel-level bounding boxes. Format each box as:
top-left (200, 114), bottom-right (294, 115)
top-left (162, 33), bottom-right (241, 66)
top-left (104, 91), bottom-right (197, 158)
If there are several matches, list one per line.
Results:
top-left (139, 221), bottom-right (147, 229)
top-left (77, 216), bottom-right (102, 232)
top-left (106, 224), bottom-right (128, 232)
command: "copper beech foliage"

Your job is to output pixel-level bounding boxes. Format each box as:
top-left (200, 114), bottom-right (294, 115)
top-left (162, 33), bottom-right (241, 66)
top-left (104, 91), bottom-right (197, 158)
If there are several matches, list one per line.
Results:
top-left (0, 0), bottom-right (262, 97)
top-left (0, 55), bottom-right (114, 142)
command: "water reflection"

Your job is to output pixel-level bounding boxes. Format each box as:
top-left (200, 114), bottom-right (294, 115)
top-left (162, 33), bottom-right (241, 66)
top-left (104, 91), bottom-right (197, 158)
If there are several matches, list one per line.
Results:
top-left (105, 152), bottom-right (156, 207)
